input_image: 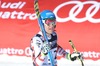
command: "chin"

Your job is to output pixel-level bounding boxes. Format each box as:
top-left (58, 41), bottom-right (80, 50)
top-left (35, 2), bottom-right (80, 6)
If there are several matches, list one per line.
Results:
top-left (48, 31), bottom-right (53, 34)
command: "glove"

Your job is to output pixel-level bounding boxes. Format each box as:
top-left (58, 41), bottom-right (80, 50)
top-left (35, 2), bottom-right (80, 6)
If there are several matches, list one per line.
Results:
top-left (70, 52), bottom-right (83, 61)
top-left (41, 41), bottom-right (51, 55)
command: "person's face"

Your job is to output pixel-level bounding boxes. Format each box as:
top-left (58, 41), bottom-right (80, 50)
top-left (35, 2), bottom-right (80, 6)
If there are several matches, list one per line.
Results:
top-left (44, 19), bottom-right (56, 34)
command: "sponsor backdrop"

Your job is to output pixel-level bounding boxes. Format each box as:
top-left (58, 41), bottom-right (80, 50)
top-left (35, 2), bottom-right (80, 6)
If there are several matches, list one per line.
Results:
top-left (0, 0), bottom-right (100, 65)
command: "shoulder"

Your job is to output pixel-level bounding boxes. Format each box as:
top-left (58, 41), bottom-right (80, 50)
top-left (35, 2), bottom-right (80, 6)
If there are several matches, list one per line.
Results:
top-left (31, 34), bottom-right (43, 48)
top-left (52, 32), bottom-right (58, 39)
top-left (31, 31), bottom-right (43, 39)
top-left (52, 32), bottom-right (57, 36)
top-left (31, 32), bottom-right (43, 43)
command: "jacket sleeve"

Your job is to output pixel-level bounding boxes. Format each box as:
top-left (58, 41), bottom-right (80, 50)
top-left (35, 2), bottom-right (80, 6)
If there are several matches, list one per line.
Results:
top-left (30, 36), bottom-right (46, 65)
top-left (57, 45), bottom-right (71, 60)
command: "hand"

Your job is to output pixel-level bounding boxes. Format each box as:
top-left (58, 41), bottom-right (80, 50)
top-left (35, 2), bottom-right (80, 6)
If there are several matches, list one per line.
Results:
top-left (41, 41), bottom-right (51, 55)
top-left (70, 52), bottom-right (83, 61)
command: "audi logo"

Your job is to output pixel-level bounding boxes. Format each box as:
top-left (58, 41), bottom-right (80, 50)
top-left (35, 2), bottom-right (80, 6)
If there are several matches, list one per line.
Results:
top-left (53, 1), bottom-right (100, 23)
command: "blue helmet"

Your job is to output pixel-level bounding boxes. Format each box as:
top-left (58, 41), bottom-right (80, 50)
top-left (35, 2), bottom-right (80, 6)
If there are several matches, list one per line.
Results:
top-left (40, 10), bottom-right (56, 20)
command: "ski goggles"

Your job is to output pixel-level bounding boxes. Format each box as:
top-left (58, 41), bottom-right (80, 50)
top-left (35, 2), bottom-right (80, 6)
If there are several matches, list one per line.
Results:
top-left (44, 19), bottom-right (56, 26)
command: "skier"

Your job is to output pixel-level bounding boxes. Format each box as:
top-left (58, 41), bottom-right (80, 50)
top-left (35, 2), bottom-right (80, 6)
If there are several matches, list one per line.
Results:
top-left (30, 10), bottom-right (83, 66)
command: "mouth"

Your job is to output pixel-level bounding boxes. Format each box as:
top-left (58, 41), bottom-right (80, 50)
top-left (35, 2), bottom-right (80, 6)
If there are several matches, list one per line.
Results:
top-left (49, 27), bottom-right (54, 30)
